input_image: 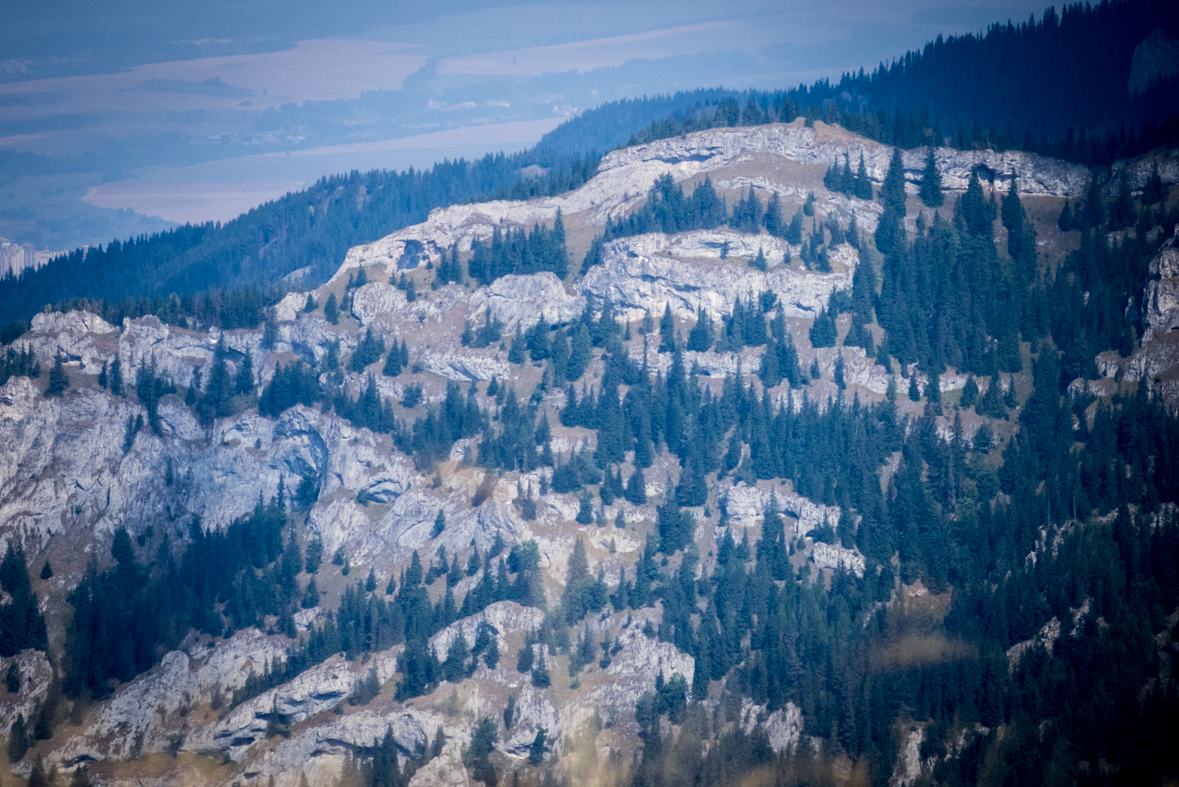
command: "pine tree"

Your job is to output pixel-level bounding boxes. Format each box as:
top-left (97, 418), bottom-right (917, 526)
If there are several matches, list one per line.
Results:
top-left (1057, 200), bottom-right (1075, 232)
top-left (6, 661), bottom-right (21, 692)
top-left (503, 692), bottom-right (516, 730)
top-left (45, 356), bottom-right (69, 397)
top-left (1001, 172), bottom-right (1026, 234)
top-left (625, 467), bottom-right (648, 505)
top-left (109, 357), bottom-right (122, 395)
top-left (687, 308), bottom-right (714, 352)
top-left (516, 638), bottom-right (534, 673)
top-left (919, 147), bottom-right (943, 207)
top-left (809, 308), bottom-right (837, 348)
top-left (786, 209), bottom-right (804, 244)
top-left (882, 148), bottom-right (907, 215)
top-left (659, 303), bottom-right (676, 353)
top-left (529, 728), bottom-right (549, 765)
top-left (750, 247), bottom-right (767, 271)
top-left (235, 353), bottom-right (254, 395)
top-left (854, 153), bottom-right (874, 200)
top-left (764, 192), bottom-right (783, 236)
top-left (576, 494), bottom-right (593, 525)
top-left (531, 648), bottom-right (551, 687)
top-left (323, 293), bottom-right (340, 325)
top-left (960, 375), bottom-right (979, 408)
top-left (7, 713), bottom-right (28, 762)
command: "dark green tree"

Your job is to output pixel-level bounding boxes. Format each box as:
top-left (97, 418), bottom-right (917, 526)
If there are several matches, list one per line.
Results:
top-left (919, 147), bottom-right (943, 207)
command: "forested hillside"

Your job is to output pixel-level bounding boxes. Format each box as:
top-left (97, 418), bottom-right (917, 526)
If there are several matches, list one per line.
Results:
top-left (2, 4), bottom-right (1179, 786)
top-left (4, 0), bottom-right (1174, 336)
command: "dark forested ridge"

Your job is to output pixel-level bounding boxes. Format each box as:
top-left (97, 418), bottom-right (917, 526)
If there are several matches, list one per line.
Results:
top-left (558, 0), bottom-right (1179, 164)
top-left (0, 151), bottom-right (600, 329)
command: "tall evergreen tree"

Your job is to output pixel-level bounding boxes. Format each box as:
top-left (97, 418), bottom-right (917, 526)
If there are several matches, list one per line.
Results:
top-left (919, 147), bottom-right (944, 207)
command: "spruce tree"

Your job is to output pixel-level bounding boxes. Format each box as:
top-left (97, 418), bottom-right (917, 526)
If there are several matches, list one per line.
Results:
top-left (919, 147), bottom-right (943, 207)
top-left (45, 356), bottom-right (69, 397)
top-left (882, 148), bottom-right (907, 216)
top-left (764, 192), bottom-right (783, 236)
top-left (323, 293), bottom-right (340, 325)
top-left (786, 209), bottom-right (804, 244)
top-left (854, 153), bottom-right (873, 200)
top-left (960, 376), bottom-right (979, 408)
top-left (576, 494), bottom-right (593, 525)
top-left (109, 357), bottom-right (122, 396)
top-left (235, 353), bottom-right (254, 395)
top-left (8, 714), bottom-right (29, 762)
top-left (658, 303), bottom-right (676, 353)
top-left (625, 467), bottom-right (648, 505)
top-left (687, 308), bottom-right (714, 352)
top-left (529, 728), bottom-right (549, 765)
top-left (809, 308), bottom-right (837, 348)
top-left (531, 648), bottom-right (551, 687)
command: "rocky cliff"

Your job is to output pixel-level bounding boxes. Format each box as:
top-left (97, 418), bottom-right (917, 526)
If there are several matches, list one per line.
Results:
top-left (0, 120), bottom-right (1174, 787)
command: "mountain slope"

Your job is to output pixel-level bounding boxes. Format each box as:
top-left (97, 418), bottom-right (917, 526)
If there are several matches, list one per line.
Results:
top-left (2, 121), bottom-right (1179, 787)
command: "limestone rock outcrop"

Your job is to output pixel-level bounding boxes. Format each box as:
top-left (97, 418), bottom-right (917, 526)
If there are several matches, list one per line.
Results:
top-left (334, 122), bottom-right (1095, 285)
top-left (1090, 231), bottom-right (1179, 409)
top-left (581, 232), bottom-right (853, 323)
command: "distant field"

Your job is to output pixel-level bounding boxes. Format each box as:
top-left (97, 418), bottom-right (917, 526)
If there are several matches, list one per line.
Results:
top-left (0, 40), bottom-right (426, 157)
top-left (82, 118), bottom-right (564, 224)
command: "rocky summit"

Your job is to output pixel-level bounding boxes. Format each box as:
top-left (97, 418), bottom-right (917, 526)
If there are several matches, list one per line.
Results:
top-left (2, 119), bottom-right (1179, 787)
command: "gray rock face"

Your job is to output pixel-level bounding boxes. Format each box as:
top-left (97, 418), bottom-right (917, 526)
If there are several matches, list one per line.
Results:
top-left (19, 312), bottom-right (117, 374)
top-left (2, 121), bottom-right (1137, 786)
top-left (893, 727), bottom-right (927, 787)
top-left (335, 123), bottom-right (1091, 287)
top-left (337, 201), bottom-right (561, 283)
top-left (428, 602), bottom-right (546, 662)
top-left (586, 123), bottom-right (1089, 206)
top-left (722, 481), bottom-right (845, 537)
top-left (0, 649), bottom-right (52, 736)
top-left (1091, 232), bottom-right (1179, 410)
top-left (473, 272), bottom-right (584, 331)
top-left (1145, 245), bottom-right (1179, 335)
top-left (1128, 29), bottom-right (1179, 96)
top-left (48, 628), bottom-right (288, 769)
top-left (1110, 148), bottom-right (1179, 194)
top-left (242, 705), bottom-right (436, 787)
top-left (0, 357), bottom-right (412, 545)
top-left (740, 698), bottom-right (802, 752)
top-left (581, 232), bottom-right (856, 323)
top-left (194, 651), bottom-right (401, 761)
top-left (811, 542), bottom-right (867, 577)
